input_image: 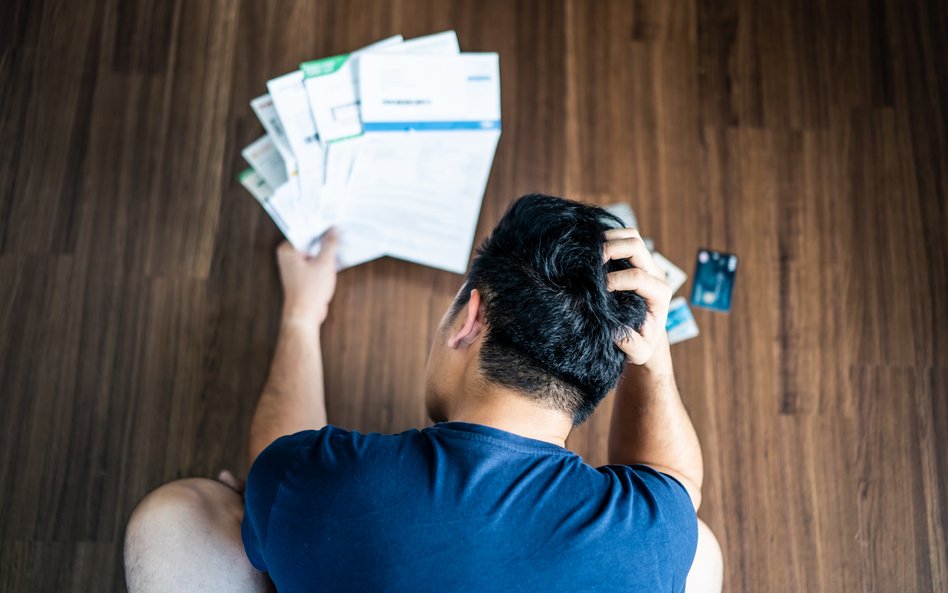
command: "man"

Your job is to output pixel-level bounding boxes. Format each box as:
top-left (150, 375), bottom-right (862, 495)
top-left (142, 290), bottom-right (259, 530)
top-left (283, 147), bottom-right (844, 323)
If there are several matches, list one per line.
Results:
top-left (125, 194), bottom-right (723, 592)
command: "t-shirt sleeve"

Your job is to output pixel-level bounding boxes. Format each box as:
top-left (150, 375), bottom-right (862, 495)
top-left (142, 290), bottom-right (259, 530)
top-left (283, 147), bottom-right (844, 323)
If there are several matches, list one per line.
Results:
top-left (602, 464), bottom-right (699, 591)
top-left (241, 431), bottom-right (315, 572)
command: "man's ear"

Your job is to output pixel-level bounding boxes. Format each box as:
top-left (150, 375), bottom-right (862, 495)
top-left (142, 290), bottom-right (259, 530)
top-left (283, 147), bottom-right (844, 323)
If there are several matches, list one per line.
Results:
top-left (447, 289), bottom-right (486, 349)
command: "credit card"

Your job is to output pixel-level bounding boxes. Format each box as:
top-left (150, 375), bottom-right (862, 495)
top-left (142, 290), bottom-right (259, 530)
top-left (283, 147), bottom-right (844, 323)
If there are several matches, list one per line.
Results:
top-left (690, 248), bottom-right (738, 312)
top-left (666, 296), bottom-right (699, 344)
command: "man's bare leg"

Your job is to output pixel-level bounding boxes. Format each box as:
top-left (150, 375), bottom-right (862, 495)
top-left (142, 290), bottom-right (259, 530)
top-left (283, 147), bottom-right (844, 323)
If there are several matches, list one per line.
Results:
top-left (685, 519), bottom-right (724, 593)
top-left (124, 476), bottom-right (272, 593)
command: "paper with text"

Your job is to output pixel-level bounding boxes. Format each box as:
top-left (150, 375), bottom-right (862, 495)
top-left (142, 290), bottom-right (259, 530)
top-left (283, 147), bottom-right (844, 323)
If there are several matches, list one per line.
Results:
top-left (267, 71), bottom-right (325, 202)
top-left (241, 135), bottom-right (288, 190)
top-left (341, 52), bottom-right (501, 274)
top-left (250, 94), bottom-right (297, 180)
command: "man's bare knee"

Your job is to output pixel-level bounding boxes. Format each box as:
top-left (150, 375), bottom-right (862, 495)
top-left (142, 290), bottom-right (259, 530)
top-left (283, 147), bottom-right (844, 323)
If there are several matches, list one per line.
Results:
top-left (685, 519), bottom-right (723, 593)
top-left (127, 478), bottom-right (238, 538)
top-left (126, 479), bottom-right (227, 581)
top-left (125, 478), bottom-right (268, 593)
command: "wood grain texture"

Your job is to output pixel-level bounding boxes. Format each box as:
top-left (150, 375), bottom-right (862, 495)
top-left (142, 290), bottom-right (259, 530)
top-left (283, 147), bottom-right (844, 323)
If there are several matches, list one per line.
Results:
top-left (1, 0), bottom-right (945, 591)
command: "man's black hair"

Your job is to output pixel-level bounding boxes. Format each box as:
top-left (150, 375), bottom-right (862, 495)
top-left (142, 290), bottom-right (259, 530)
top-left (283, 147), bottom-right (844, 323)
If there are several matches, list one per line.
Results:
top-left (453, 193), bottom-right (647, 425)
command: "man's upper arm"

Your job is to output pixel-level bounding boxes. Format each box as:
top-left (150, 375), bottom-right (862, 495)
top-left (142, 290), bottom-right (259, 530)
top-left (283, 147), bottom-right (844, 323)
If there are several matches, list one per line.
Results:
top-left (608, 464), bottom-right (699, 589)
top-left (638, 463), bottom-right (702, 511)
top-left (241, 431), bottom-right (314, 571)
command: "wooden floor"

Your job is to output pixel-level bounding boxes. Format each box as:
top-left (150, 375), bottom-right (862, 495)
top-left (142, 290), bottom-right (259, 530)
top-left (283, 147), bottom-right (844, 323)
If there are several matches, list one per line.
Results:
top-left (1, 0), bottom-right (946, 591)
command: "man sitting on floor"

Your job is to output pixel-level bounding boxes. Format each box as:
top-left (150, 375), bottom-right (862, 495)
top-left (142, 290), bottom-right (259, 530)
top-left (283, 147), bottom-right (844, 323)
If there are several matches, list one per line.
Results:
top-left (124, 194), bottom-right (723, 592)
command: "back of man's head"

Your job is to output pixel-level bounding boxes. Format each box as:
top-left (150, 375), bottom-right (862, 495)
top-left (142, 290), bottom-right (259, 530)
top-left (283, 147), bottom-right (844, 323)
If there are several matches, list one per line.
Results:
top-left (455, 193), bottom-right (647, 425)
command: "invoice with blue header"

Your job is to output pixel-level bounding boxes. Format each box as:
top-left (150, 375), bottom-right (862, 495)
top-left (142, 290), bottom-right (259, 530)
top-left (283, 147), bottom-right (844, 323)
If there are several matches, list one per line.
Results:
top-left (338, 52), bottom-right (501, 274)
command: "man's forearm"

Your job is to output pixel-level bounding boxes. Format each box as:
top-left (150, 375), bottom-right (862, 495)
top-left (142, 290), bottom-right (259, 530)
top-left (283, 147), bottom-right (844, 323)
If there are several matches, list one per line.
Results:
top-left (248, 319), bottom-right (328, 465)
top-left (608, 337), bottom-right (704, 508)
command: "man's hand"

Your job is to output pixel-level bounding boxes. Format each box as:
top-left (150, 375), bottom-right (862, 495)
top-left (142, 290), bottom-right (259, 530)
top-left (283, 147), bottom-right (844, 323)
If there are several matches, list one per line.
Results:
top-left (277, 230), bottom-right (339, 326)
top-left (602, 228), bottom-right (673, 366)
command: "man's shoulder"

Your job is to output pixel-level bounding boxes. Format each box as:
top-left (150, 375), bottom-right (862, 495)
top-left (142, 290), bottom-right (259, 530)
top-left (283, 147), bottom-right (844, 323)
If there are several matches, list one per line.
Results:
top-left (248, 425), bottom-right (430, 504)
top-left (594, 463), bottom-right (698, 540)
top-left (259, 425), bottom-right (429, 472)
top-left (315, 424), bottom-right (426, 450)
top-left (268, 424), bottom-right (424, 446)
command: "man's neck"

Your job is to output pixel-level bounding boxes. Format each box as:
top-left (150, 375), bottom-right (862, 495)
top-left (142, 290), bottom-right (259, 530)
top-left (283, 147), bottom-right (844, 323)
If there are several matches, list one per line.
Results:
top-left (446, 384), bottom-right (573, 447)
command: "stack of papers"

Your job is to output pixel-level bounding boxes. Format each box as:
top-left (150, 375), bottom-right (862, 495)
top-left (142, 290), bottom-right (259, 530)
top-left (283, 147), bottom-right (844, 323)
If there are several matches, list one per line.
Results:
top-left (238, 31), bottom-right (502, 274)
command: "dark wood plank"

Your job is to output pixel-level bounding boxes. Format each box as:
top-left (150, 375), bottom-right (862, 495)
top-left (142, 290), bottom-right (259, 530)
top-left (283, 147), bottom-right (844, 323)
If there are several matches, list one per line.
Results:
top-left (0, 542), bottom-right (118, 592)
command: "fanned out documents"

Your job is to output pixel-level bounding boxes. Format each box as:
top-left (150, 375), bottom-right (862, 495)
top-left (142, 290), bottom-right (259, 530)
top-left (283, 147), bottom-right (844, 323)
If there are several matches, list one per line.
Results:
top-left (238, 31), bottom-right (502, 274)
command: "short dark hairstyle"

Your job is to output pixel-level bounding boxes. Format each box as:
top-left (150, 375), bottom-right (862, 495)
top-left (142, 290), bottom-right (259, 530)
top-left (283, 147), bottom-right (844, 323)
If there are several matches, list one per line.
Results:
top-left (454, 193), bottom-right (647, 425)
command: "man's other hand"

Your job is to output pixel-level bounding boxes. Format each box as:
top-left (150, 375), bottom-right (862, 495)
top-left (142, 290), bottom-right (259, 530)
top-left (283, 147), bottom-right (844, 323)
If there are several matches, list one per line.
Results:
top-left (602, 228), bottom-right (673, 366)
top-left (277, 230), bottom-right (339, 326)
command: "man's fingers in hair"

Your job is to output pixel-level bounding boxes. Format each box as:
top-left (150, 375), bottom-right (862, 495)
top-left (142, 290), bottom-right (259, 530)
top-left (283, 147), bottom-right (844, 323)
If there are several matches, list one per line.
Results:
top-left (606, 267), bottom-right (672, 302)
top-left (602, 229), bottom-right (641, 263)
top-left (617, 330), bottom-right (654, 365)
top-left (602, 235), bottom-right (661, 276)
top-left (636, 314), bottom-right (662, 347)
top-left (604, 227), bottom-right (641, 241)
top-left (603, 236), bottom-right (650, 269)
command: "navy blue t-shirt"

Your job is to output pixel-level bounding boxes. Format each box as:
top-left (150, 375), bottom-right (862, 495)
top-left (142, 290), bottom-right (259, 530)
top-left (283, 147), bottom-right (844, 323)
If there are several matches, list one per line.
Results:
top-left (242, 422), bottom-right (697, 592)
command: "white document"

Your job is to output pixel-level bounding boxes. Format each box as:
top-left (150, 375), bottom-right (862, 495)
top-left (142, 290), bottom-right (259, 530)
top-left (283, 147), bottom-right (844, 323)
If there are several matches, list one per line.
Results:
top-left (250, 95), bottom-right (296, 168)
top-left (341, 53), bottom-right (502, 274)
top-left (298, 35), bottom-right (404, 223)
top-left (238, 168), bottom-right (290, 236)
top-left (306, 32), bottom-right (464, 226)
top-left (604, 202), bottom-right (638, 230)
top-left (266, 71), bottom-right (325, 203)
top-left (652, 251), bottom-right (688, 294)
top-left (321, 135), bottom-right (364, 219)
top-left (301, 35), bottom-right (405, 144)
top-left (382, 30), bottom-right (460, 55)
top-left (269, 182), bottom-right (330, 252)
top-left (359, 53), bottom-right (500, 130)
top-left (238, 167), bottom-right (272, 202)
top-left (241, 135), bottom-right (288, 190)
top-left (333, 216), bottom-right (387, 268)
top-left (240, 35), bottom-right (504, 274)
top-left (303, 32), bottom-right (460, 144)
top-left (240, 167), bottom-right (381, 268)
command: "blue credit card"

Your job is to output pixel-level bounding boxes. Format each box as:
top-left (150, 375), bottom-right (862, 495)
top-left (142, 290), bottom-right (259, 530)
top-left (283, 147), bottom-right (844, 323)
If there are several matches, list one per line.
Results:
top-left (666, 297), bottom-right (699, 344)
top-left (690, 249), bottom-right (738, 312)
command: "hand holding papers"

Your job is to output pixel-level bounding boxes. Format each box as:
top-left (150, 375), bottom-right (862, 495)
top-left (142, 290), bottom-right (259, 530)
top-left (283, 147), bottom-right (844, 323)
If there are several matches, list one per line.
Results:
top-left (238, 31), bottom-right (500, 273)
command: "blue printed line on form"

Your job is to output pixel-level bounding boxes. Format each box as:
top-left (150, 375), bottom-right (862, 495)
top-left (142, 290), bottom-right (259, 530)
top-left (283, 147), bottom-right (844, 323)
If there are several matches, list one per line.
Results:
top-left (363, 120), bottom-right (501, 132)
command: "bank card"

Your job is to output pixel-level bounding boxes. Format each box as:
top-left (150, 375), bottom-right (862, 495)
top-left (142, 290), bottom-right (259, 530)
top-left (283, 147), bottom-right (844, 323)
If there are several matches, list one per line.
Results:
top-left (666, 296), bottom-right (699, 344)
top-left (690, 248), bottom-right (738, 312)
